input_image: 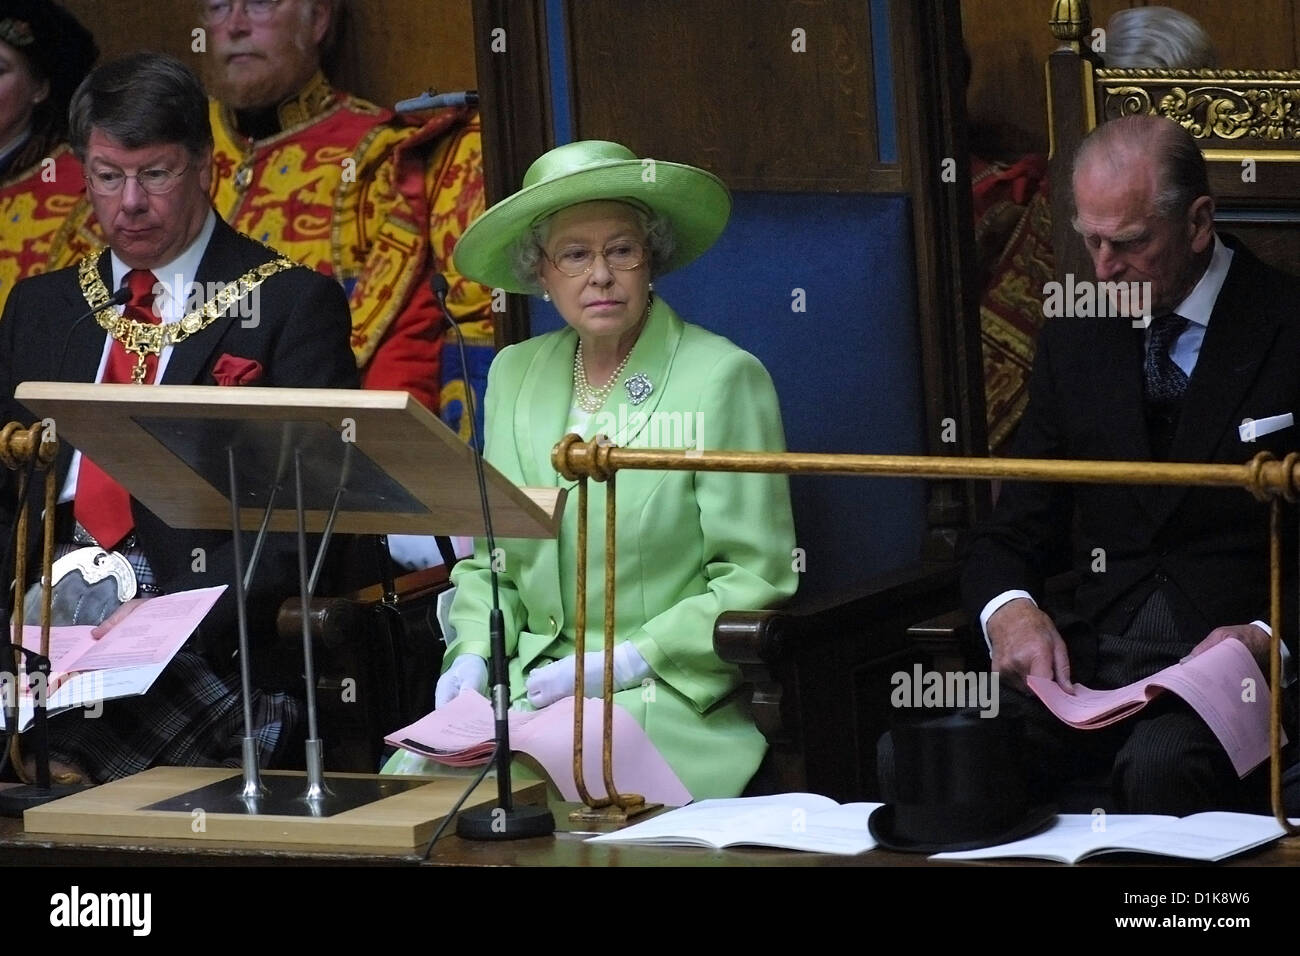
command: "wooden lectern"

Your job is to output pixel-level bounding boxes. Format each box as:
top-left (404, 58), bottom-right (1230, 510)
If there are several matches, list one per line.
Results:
top-left (14, 383), bottom-right (563, 848)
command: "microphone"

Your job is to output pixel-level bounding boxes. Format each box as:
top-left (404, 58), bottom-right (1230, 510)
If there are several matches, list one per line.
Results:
top-left (395, 90), bottom-right (479, 113)
top-left (56, 285), bottom-right (131, 381)
top-left (429, 273), bottom-right (554, 842)
top-left (430, 274), bottom-right (496, 619)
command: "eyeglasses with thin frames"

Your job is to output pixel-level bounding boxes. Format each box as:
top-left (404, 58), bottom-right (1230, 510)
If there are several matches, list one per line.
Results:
top-left (201, 0), bottom-right (284, 26)
top-left (543, 239), bottom-right (647, 278)
top-left (85, 163), bottom-right (193, 197)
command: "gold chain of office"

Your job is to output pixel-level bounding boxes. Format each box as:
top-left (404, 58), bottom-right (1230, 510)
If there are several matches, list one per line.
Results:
top-left (77, 252), bottom-right (296, 383)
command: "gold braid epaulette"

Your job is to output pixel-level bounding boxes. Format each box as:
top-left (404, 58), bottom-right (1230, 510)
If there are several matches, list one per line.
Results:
top-left (77, 250), bottom-right (297, 383)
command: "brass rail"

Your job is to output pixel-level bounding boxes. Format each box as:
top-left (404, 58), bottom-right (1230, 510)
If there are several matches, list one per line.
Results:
top-left (552, 436), bottom-right (1300, 832)
top-left (1, 420), bottom-right (61, 785)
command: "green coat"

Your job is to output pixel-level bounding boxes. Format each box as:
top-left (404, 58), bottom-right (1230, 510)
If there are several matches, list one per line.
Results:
top-left (439, 297), bottom-right (798, 799)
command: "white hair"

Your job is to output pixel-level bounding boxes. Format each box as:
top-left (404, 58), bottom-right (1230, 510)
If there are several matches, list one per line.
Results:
top-left (1104, 7), bottom-right (1216, 70)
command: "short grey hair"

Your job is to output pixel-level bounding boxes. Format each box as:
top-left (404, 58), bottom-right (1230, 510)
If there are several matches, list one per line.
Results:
top-left (1104, 7), bottom-right (1216, 70)
top-left (510, 204), bottom-right (676, 293)
top-left (1073, 114), bottom-right (1210, 221)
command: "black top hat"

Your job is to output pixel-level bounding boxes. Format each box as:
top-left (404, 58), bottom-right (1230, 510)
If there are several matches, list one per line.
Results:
top-left (869, 709), bottom-right (1056, 853)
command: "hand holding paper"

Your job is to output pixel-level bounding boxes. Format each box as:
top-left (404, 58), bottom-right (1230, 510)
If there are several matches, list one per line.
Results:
top-left (435, 654), bottom-right (489, 708)
top-left (90, 598), bottom-right (151, 640)
top-left (1184, 622), bottom-right (1271, 672)
top-left (987, 598), bottom-right (1073, 692)
top-left (1027, 637), bottom-right (1284, 776)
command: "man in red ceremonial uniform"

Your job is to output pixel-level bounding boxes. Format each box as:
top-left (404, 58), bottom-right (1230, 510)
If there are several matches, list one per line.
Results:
top-left (202, 0), bottom-right (493, 571)
top-left (202, 0), bottom-right (493, 413)
top-left (54, 1), bottom-right (491, 418)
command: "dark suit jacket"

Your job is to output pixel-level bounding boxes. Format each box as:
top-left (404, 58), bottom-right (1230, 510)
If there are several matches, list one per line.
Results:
top-left (0, 215), bottom-right (359, 665)
top-left (963, 236), bottom-right (1300, 670)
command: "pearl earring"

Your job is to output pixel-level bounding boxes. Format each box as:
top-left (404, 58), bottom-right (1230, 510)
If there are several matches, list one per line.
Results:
top-left (648, 281), bottom-right (654, 292)
top-left (542, 291), bottom-right (551, 302)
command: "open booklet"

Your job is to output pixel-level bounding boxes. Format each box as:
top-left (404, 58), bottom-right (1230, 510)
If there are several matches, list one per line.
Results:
top-left (1, 585), bottom-right (226, 732)
top-left (585, 793), bottom-right (884, 855)
top-left (932, 812), bottom-right (1291, 864)
top-left (1028, 636), bottom-right (1283, 777)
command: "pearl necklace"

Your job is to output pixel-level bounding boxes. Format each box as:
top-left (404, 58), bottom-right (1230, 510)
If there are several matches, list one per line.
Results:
top-left (572, 297), bottom-right (653, 413)
top-left (573, 342), bottom-right (632, 413)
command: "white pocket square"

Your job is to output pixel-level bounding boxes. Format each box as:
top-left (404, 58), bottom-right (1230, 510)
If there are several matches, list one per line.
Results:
top-left (1239, 413), bottom-right (1294, 441)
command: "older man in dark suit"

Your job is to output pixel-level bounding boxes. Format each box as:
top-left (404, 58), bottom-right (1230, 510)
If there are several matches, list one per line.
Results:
top-left (962, 114), bottom-right (1299, 814)
top-left (0, 53), bottom-right (357, 782)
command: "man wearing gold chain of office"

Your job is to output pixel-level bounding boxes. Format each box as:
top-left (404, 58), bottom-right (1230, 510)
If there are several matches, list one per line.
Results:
top-left (0, 52), bottom-right (357, 784)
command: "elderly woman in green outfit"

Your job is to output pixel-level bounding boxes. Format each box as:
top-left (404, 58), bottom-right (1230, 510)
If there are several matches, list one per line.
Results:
top-left (384, 141), bottom-right (797, 799)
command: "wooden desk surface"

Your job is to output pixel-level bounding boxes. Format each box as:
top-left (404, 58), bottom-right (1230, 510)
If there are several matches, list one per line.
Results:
top-left (3, 805), bottom-right (1299, 867)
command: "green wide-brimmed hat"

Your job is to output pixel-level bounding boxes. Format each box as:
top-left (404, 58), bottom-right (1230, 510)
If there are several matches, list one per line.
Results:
top-left (452, 140), bottom-right (732, 293)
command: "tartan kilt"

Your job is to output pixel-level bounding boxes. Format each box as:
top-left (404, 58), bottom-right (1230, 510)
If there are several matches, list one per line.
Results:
top-left (43, 650), bottom-right (302, 783)
top-left (21, 538), bottom-right (303, 782)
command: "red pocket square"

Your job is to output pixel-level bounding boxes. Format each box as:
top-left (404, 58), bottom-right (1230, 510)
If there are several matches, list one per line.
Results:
top-left (212, 354), bottom-right (264, 386)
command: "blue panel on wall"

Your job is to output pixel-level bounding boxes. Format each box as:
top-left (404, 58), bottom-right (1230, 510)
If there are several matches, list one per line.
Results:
top-left (870, 0), bottom-right (897, 164)
top-left (546, 0), bottom-right (574, 145)
top-left (528, 192), bottom-right (926, 601)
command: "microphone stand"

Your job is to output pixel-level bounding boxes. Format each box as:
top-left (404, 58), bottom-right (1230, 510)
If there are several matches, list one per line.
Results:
top-left (430, 275), bottom-right (553, 840)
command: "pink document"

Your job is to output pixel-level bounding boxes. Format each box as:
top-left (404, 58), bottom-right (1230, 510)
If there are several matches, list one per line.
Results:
top-left (386, 691), bottom-right (693, 805)
top-left (1028, 638), bottom-right (1285, 777)
top-left (15, 585), bottom-right (227, 675)
top-left (2, 586), bottom-right (228, 733)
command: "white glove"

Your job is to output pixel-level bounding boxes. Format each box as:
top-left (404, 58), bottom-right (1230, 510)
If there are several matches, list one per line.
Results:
top-left (386, 534), bottom-right (444, 571)
top-left (435, 654), bottom-right (489, 709)
top-left (525, 644), bottom-right (653, 709)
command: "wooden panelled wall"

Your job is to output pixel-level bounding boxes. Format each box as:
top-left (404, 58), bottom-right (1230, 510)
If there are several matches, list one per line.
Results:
top-left (963, 0), bottom-right (1300, 159)
top-left (567, 1), bottom-right (895, 192)
top-left (58, 0), bottom-right (477, 110)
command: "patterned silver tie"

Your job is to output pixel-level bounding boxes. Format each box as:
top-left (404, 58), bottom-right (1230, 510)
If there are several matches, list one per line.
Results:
top-left (1144, 313), bottom-right (1189, 406)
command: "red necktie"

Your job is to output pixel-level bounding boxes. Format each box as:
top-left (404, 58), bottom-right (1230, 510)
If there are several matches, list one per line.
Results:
top-left (74, 269), bottom-right (161, 549)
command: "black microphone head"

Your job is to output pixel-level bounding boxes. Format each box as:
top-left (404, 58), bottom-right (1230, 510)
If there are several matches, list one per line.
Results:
top-left (431, 273), bottom-right (450, 301)
top-left (55, 284), bottom-right (134, 380)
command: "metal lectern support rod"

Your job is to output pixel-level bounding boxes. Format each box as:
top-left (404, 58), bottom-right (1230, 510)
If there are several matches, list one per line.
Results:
top-left (307, 441), bottom-right (351, 595)
top-left (227, 446), bottom-right (267, 802)
top-left (293, 450), bottom-right (340, 804)
top-left (242, 479), bottom-right (281, 594)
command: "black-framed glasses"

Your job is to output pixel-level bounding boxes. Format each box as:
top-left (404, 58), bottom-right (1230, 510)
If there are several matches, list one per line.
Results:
top-left (201, 0), bottom-right (284, 26)
top-left (544, 239), bottom-right (647, 277)
top-left (85, 164), bottom-right (193, 197)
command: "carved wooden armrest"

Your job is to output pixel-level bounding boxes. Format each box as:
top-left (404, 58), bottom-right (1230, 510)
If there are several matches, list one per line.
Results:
top-left (714, 609), bottom-right (792, 665)
top-left (274, 565), bottom-right (451, 648)
top-left (714, 609), bottom-right (800, 786)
